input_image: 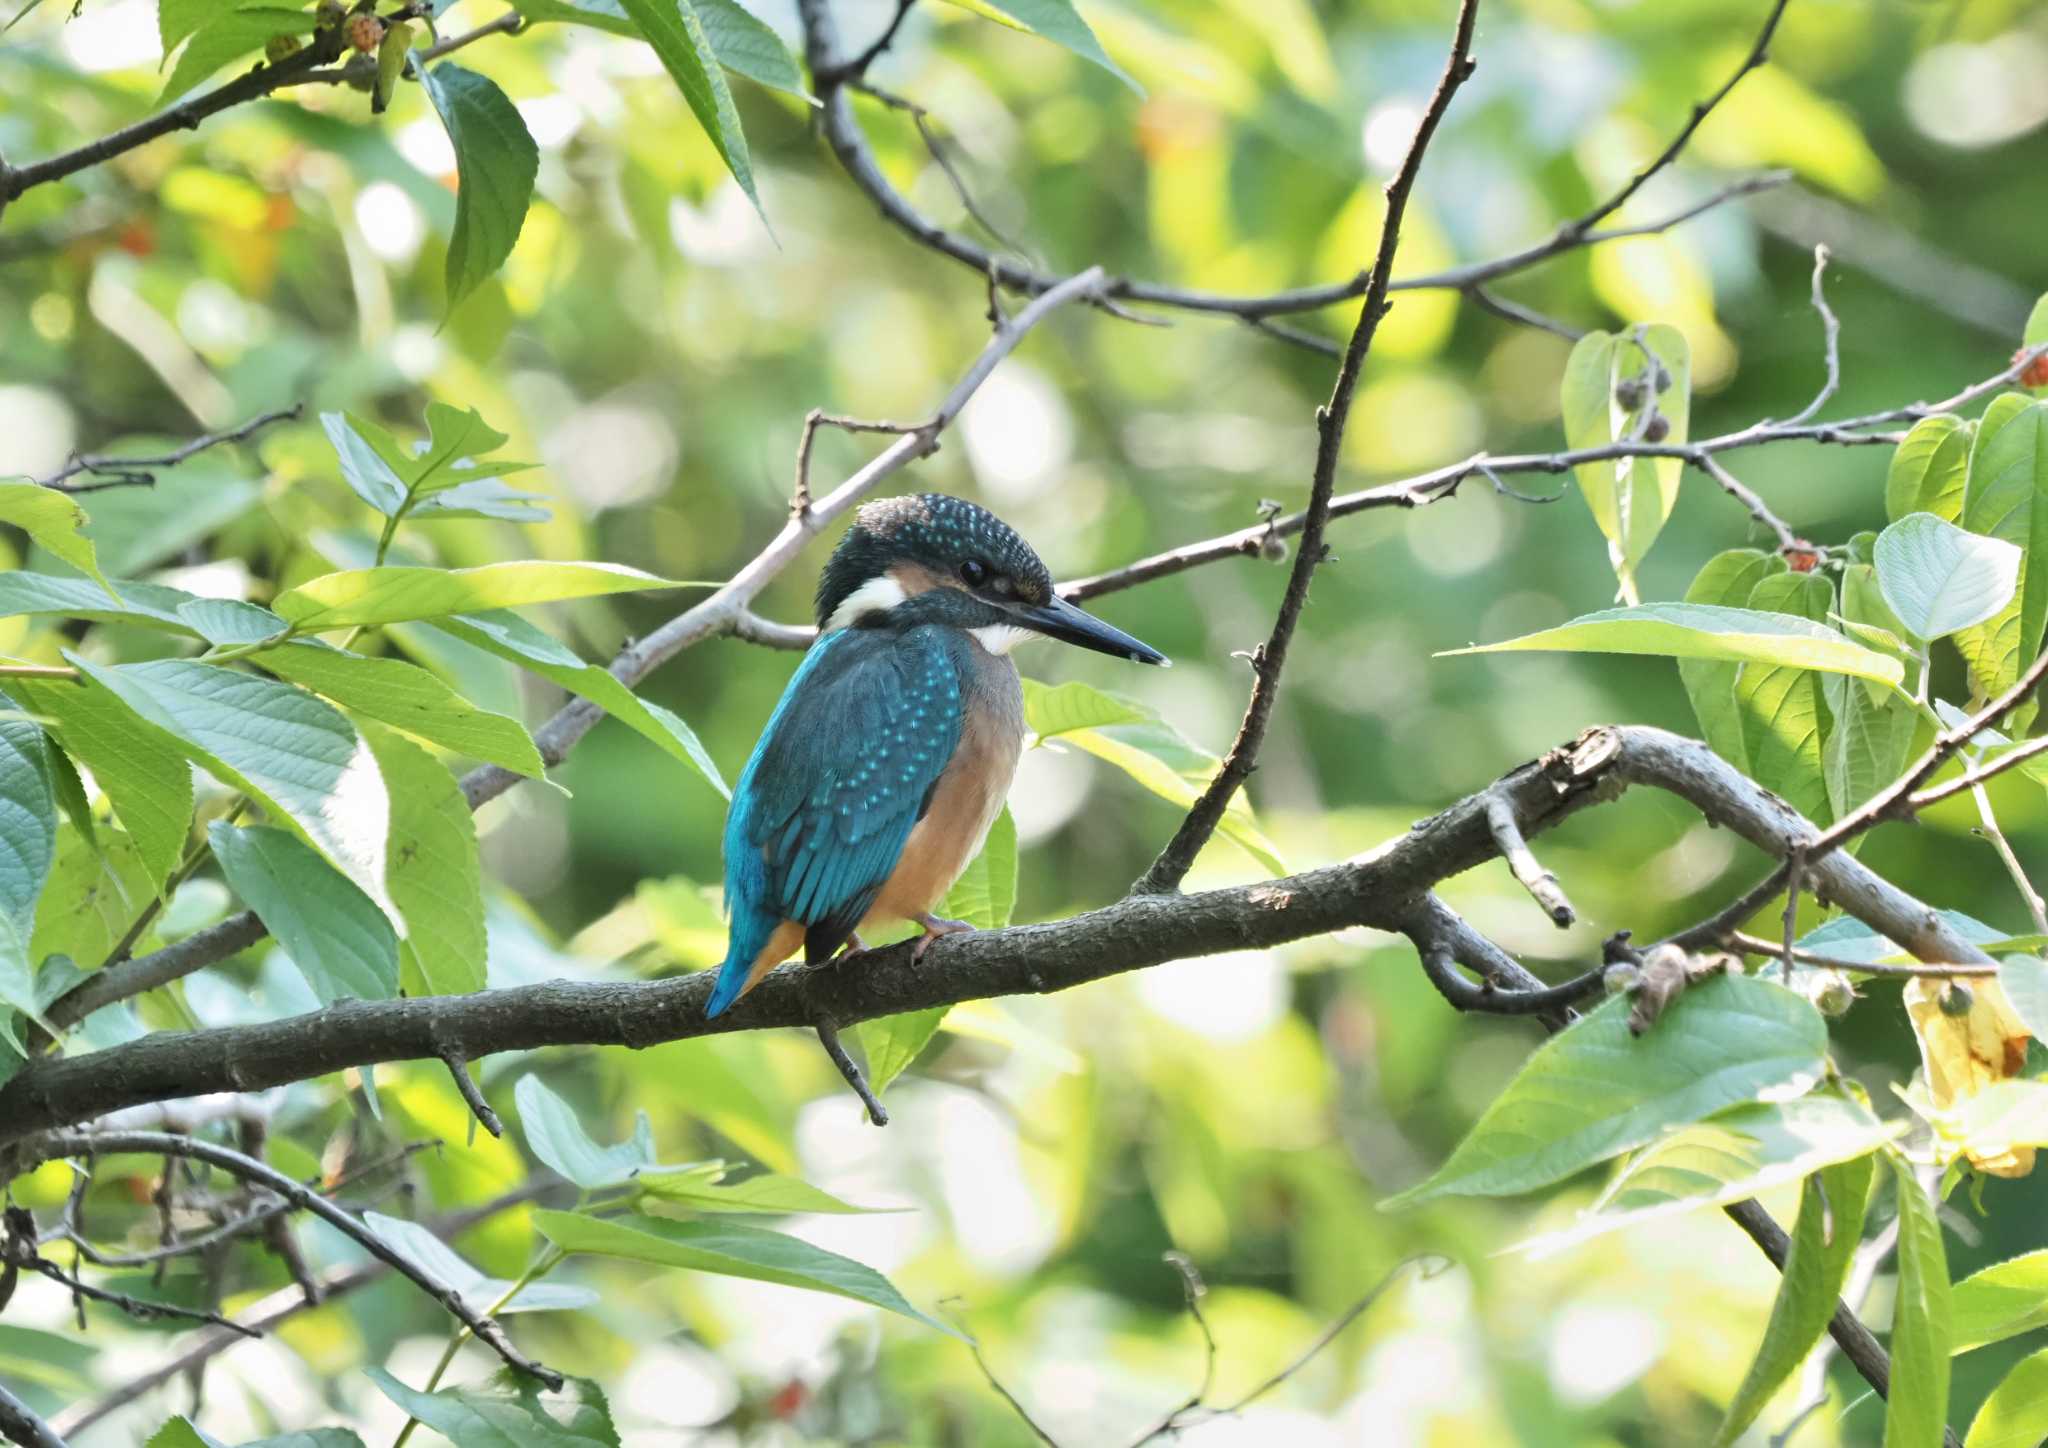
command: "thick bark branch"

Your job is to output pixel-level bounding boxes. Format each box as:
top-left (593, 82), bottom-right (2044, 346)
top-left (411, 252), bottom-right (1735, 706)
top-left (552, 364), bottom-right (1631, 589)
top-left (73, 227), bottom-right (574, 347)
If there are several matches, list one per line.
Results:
top-left (0, 726), bottom-right (1993, 1153)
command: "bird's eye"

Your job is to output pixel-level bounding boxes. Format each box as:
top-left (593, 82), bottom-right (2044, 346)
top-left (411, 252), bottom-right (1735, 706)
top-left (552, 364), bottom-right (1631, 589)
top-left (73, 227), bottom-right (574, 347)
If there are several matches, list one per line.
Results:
top-left (959, 559), bottom-right (989, 586)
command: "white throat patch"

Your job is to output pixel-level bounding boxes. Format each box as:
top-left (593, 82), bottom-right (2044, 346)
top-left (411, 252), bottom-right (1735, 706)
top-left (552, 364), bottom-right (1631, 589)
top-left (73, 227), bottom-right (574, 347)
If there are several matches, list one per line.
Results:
top-left (824, 575), bottom-right (908, 633)
top-left (969, 623), bottom-right (1036, 656)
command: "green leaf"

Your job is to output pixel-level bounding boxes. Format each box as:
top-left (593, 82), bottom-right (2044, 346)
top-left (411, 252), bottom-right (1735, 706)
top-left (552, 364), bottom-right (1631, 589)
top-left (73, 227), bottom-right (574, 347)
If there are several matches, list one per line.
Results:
top-left (1956, 398), bottom-right (2048, 704)
top-left (940, 804), bottom-right (1016, 931)
top-left (144, 1420), bottom-right (225, 1448)
top-left (159, 8), bottom-right (312, 104)
top-left (515, 1074), bottom-right (695, 1188)
top-left (1022, 679), bottom-right (1282, 874)
top-left (1677, 549), bottom-right (1779, 771)
top-left (262, 642), bottom-right (545, 777)
top-left (436, 610), bottom-right (730, 787)
top-left (0, 479), bottom-right (115, 596)
top-left (417, 62), bottom-right (540, 316)
top-left (361, 724), bottom-right (486, 997)
top-left (1560, 325), bottom-right (1691, 603)
top-left (13, 675), bottom-right (193, 895)
top-left (1828, 565), bottom-right (1919, 820)
top-left (361, 1212), bottom-right (598, 1314)
top-left (320, 412), bottom-right (409, 516)
top-left (860, 1007), bottom-right (947, 1095)
top-left (1445, 602), bottom-right (1905, 686)
top-left (364, 1368), bottom-right (619, 1447)
top-left (240, 1431), bottom-right (370, 1448)
top-left (2000, 955), bottom-right (2048, 1042)
top-left (616, 0), bottom-right (762, 217)
top-left (1381, 974), bottom-right (1828, 1208)
top-left (31, 827), bottom-right (154, 978)
top-left (638, 1166), bottom-right (884, 1214)
top-left (0, 571), bottom-right (202, 630)
top-left (1886, 1153), bottom-right (1953, 1448)
top-left (273, 561), bottom-right (694, 631)
top-left (1799, 909), bottom-right (2028, 967)
top-left (71, 658), bottom-right (398, 925)
top-left (1518, 1094), bottom-right (1893, 1261)
top-left (693, 0), bottom-right (807, 96)
top-left (1713, 1152), bottom-right (1876, 1445)
top-left (179, 599), bottom-right (289, 648)
top-left (1888, 414), bottom-right (1975, 523)
top-left (208, 823), bottom-right (398, 1003)
top-left (322, 407), bottom-right (535, 522)
top-left (1731, 572), bottom-right (1837, 826)
top-left (57, 456), bottom-right (260, 580)
top-left (0, 708), bottom-right (57, 935)
top-left (1875, 512), bottom-right (2021, 641)
top-left (1953, 1249), bottom-right (2048, 1351)
top-left (1966, 1348), bottom-right (2048, 1448)
top-left (532, 1209), bottom-right (960, 1335)
top-left (937, 0), bottom-right (1137, 89)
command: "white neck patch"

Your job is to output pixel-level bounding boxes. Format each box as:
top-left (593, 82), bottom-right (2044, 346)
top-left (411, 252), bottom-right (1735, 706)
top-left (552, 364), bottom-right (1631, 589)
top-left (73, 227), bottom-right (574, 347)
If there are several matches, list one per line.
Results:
top-left (969, 623), bottom-right (1036, 656)
top-left (824, 574), bottom-right (908, 633)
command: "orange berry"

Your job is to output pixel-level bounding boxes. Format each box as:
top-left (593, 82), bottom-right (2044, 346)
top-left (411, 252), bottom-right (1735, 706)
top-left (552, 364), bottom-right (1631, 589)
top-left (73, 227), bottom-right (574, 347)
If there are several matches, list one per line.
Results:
top-left (2018, 345), bottom-right (2048, 390)
top-left (345, 13), bottom-right (384, 52)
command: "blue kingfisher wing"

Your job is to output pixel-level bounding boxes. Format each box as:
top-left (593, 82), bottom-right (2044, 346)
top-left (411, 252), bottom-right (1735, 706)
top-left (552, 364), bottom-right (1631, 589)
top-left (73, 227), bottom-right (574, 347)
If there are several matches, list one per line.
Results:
top-left (731, 626), bottom-right (966, 932)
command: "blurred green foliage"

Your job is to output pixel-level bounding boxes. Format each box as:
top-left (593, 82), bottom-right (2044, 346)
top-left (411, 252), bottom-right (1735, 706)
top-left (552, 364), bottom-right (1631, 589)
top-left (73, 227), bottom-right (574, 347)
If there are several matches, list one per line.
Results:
top-left (5, 0), bottom-right (2048, 1442)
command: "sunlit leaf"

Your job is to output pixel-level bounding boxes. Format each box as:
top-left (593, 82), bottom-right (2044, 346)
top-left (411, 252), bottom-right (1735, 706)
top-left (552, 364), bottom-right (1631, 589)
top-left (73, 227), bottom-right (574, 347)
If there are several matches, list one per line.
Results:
top-left (1903, 975), bottom-right (2037, 1176)
top-left (1714, 1151), bottom-right (1875, 1445)
top-left (263, 642), bottom-right (545, 778)
top-left (1887, 414), bottom-right (1974, 523)
top-left (209, 823), bottom-right (398, 1003)
top-left (638, 1166), bottom-right (885, 1214)
top-left (1560, 325), bottom-right (1690, 603)
top-left (515, 1074), bottom-right (705, 1188)
top-left (69, 658), bottom-right (398, 925)
top-left (1737, 572), bottom-right (1836, 825)
top-left (1444, 602), bottom-right (1904, 686)
top-left (361, 1212), bottom-right (599, 1314)
top-left (273, 562), bottom-right (694, 631)
top-left (937, 0), bottom-right (1137, 90)
top-left (1999, 955), bottom-right (2048, 1040)
top-left (361, 724), bottom-right (486, 997)
top-left (1885, 1153), bottom-right (1952, 1448)
top-left (616, 0), bottom-right (761, 216)
top-left (533, 1209), bottom-right (960, 1335)
top-left (940, 804), bottom-right (1015, 931)
top-left (1023, 679), bottom-right (1282, 873)
top-left (13, 675), bottom-right (193, 895)
top-left (1874, 512), bottom-right (2021, 641)
top-left (0, 572), bottom-right (201, 630)
top-left (1677, 549), bottom-right (1778, 771)
top-left (160, 8), bottom-right (313, 105)
top-left (418, 62), bottom-right (540, 315)
top-left (432, 611), bottom-right (723, 789)
top-left (1827, 565), bottom-right (1918, 820)
top-left (860, 1007), bottom-right (947, 1094)
top-left (1955, 398), bottom-right (2048, 707)
top-left (1516, 1094), bottom-right (1894, 1260)
top-left (1965, 1347), bottom-right (2048, 1448)
top-left (365, 1368), bottom-right (619, 1446)
top-left (31, 828), bottom-right (153, 978)
top-left (510, 0), bottom-right (807, 96)
top-left (0, 479), bottom-right (115, 597)
top-left (1953, 1248), bottom-right (2048, 1351)
top-left (1382, 974), bottom-right (1828, 1208)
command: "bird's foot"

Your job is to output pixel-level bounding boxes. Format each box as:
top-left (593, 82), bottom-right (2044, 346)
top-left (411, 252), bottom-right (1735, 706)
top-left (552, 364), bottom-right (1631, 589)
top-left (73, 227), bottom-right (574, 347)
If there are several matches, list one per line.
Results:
top-left (826, 930), bottom-right (868, 965)
top-left (910, 913), bottom-right (975, 962)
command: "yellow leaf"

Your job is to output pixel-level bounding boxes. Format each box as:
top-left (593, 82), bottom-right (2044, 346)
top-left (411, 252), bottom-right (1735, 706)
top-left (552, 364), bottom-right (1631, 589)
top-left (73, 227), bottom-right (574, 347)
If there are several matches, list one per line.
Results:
top-left (1903, 975), bottom-right (2036, 1177)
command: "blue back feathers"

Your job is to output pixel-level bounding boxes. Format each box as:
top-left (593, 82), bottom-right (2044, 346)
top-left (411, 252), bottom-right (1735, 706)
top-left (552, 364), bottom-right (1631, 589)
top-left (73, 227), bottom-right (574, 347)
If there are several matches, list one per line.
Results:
top-left (708, 625), bottom-right (968, 1016)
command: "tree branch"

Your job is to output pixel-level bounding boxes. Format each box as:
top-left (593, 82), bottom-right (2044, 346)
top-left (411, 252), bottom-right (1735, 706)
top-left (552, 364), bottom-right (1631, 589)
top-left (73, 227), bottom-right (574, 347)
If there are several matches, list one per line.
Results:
top-left (0, 1382), bottom-right (66, 1448)
top-left (796, 0), bottom-right (1788, 337)
top-left (36, 405), bottom-right (303, 492)
top-left (0, 725), bottom-right (1998, 1149)
top-left (18, 1131), bottom-right (563, 1389)
top-left (1133, 0), bottom-right (1481, 895)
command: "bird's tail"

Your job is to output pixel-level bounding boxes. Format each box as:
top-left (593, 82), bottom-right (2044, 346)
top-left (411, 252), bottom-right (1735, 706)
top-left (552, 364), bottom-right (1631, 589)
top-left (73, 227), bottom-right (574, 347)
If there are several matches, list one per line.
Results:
top-left (708, 847), bottom-right (800, 1018)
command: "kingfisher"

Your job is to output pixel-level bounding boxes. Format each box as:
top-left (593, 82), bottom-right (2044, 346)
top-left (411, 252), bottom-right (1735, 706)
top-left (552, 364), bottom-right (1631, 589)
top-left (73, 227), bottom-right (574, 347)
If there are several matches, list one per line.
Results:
top-left (706, 493), bottom-right (1167, 1031)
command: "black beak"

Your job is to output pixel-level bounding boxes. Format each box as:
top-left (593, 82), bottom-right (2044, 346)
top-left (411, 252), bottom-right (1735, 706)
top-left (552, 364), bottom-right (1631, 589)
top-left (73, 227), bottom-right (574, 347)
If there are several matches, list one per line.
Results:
top-left (1012, 594), bottom-right (1168, 666)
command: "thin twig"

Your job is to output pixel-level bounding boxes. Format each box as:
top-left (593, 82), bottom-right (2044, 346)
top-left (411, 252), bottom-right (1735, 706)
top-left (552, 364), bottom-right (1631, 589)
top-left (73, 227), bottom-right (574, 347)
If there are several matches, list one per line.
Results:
top-left (24, 1132), bottom-right (563, 1390)
top-left (796, 0), bottom-right (1789, 332)
top-left (53, 1183), bottom-right (556, 1438)
top-left (814, 1021), bottom-right (889, 1126)
top-left (439, 1051), bottom-right (502, 1138)
top-left (37, 405), bottom-right (303, 491)
top-left (1909, 734), bottom-right (2048, 807)
top-left (1783, 245), bottom-right (1841, 426)
top-left (1122, 1253), bottom-right (1218, 1446)
top-left (1221, 1256), bottom-right (1448, 1414)
top-left (792, 409), bottom-right (927, 516)
top-left (1484, 793), bottom-right (1576, 926)
top-left (856, 81), bottom-right (1030, 258)
top-left (815, 0), bottom-right (916, 84)
top-left (1724, 932), bottom-right (1994, 979)
top-left (1134, 0), bottom-right (1483, 895)
top-left (1969, 780), bottom-right (2048, 936)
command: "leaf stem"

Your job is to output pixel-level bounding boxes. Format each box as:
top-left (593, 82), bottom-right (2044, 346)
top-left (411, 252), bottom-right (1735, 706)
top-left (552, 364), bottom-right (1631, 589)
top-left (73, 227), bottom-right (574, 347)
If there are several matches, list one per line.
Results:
top-left (1968, 780), bottom-right (2048, 935)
